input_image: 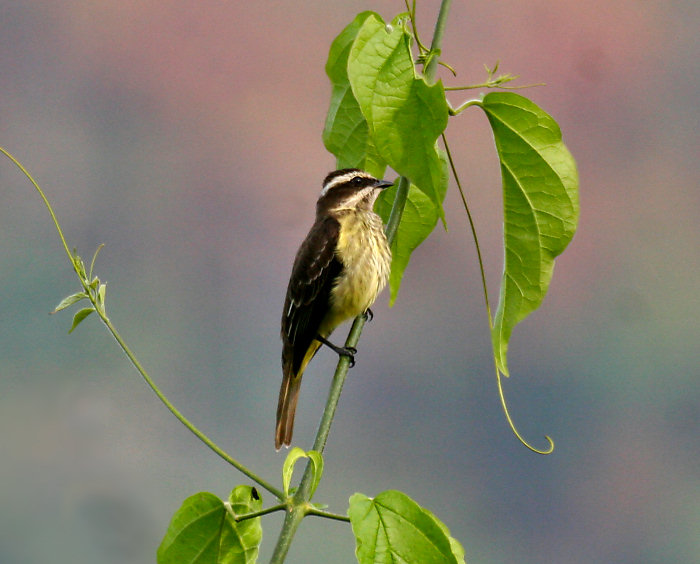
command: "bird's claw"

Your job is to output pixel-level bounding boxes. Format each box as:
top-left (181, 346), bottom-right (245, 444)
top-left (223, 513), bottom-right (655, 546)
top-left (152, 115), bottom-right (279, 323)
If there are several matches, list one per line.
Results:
top-left (340, 346), bottom-right (357, 367)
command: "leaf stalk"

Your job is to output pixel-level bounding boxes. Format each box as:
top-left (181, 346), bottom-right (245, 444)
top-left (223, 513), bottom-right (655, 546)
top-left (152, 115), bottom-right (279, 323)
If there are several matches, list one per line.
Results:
top-left (227, 503), bottom-right (287, 522)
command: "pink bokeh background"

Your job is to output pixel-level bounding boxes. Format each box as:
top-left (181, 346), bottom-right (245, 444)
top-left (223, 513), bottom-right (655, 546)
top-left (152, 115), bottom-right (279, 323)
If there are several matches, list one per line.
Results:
top-left (1, 2), bottom-right (698, 563)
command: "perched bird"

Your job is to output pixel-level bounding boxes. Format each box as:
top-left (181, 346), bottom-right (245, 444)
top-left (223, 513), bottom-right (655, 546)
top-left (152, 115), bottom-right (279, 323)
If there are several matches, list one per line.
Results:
top-left (276, 169), bottom-right (394, 449)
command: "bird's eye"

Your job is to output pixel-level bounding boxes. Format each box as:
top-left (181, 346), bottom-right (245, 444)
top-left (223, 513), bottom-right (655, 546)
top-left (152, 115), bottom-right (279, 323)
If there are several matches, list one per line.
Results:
top-left (351, 176), bottom-right (364, 186)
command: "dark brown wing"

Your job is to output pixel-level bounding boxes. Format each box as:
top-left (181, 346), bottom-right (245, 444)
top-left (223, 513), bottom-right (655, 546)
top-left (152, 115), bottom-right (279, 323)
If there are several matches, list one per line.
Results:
top-left (282, 216), bottom-right (342, 376)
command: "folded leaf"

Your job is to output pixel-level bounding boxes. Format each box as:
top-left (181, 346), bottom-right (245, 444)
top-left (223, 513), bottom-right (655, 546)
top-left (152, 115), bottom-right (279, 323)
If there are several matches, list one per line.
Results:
top-left (282, 447), bottom-right (324, 500)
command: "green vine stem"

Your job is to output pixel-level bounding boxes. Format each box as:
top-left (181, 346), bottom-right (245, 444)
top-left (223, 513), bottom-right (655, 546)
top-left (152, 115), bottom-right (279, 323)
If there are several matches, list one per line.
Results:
top-left (305, 508), bottom-right (351, 522)
top-left (423, 0), bottom-right (451, 83)
top-left (0, 146), bottom-right (286, 500)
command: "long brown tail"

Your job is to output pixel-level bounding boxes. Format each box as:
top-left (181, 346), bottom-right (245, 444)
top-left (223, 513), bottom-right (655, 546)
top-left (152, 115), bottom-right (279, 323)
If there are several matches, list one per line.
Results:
top-left (275, 370), bottom-right (302, 450)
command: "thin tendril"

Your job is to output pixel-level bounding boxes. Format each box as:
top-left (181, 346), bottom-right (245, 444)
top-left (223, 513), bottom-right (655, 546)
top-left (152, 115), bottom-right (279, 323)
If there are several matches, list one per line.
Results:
top-left (1, 146), bottom-right (287, 496)
top-left (441, 134), bottom-right (554, 455)
top-left (1, 147), bottom-right (73, 262)
top-left (440, 134), bottom-right (492, 322)
top-left (496, 368), bottom-right (554, 455)
top-left (445, 81), bottom-right (544, 91)
top-left (404, 0), bottom-right (429, 54)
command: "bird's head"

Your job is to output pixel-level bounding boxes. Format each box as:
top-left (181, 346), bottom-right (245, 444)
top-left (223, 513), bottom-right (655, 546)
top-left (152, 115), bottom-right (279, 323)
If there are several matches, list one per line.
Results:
top-left (317, 169), bottom-right (394, 215)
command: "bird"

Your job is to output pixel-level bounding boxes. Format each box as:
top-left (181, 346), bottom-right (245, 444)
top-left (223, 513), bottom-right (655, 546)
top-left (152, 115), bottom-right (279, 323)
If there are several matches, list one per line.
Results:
top-left (276, 169), bottom-right (394, 449)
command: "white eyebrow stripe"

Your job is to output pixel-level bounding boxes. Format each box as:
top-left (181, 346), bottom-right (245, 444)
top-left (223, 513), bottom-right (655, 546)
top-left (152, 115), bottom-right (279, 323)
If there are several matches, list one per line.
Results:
top-left (319, 171), bottom-right (372, 196)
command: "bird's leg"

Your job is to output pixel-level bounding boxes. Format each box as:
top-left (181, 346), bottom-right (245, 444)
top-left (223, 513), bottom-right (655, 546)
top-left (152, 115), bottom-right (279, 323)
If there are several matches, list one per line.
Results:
top-left (363, 308), bottom-right (374, 322)
top-left (316, 335), bottom-right (357, 367)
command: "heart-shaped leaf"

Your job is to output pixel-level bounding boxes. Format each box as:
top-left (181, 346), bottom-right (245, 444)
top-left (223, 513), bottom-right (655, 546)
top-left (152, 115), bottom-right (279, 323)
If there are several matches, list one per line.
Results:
top-left (157, 487), bottom-right (262, 564)
top-left (478, 92), bottom-right (579, 375)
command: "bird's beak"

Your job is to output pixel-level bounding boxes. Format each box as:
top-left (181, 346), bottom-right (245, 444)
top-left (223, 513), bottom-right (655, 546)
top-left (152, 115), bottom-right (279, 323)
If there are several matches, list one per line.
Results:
top-left (375, 179), bottom-right (395, 189)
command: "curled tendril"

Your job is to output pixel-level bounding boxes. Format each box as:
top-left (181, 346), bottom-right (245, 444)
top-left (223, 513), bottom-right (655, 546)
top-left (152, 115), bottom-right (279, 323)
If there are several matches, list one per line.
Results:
top-left (437, 60), bottom-right (457, 76)
top-left (496, 369), bottom-right (555, 455)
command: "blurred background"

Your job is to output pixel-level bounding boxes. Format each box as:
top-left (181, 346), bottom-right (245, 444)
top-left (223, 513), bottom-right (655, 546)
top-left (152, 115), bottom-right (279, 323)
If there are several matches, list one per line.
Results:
top-left (1, 1), bottom-right (698, 563)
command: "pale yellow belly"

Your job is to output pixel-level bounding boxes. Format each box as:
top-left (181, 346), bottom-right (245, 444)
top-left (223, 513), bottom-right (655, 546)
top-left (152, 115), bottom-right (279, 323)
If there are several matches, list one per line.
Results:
top-left (320, 211), bottom-right (391, 336)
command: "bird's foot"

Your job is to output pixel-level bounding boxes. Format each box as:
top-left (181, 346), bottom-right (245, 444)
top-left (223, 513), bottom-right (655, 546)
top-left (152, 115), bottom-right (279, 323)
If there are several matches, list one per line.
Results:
top-left (316, 336), bottom-right (357, 367)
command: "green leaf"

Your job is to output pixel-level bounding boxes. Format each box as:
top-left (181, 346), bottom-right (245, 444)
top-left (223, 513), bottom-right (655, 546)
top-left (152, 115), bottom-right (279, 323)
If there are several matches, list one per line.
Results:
top-left (51, 291), bottom-right (88, 314)
top-left (347, 14), bottom-right (449, 221)
top-left (225, 486), bottom-right (263, 563)
top-left (96, 283), bottom-right (107, 307)
top-left (95, 283), bottom-right (107, 316)
top-left (305, 450), bottom-right (324, 500)
top-left (282, 446), bottom-right (307, 497)
top-left (282, 447), bottom-right (324, 500)
top-left (324, 13), bottom-right (450, 304)
top-left (478, 92), bottom-right (579, 376)
top-left (72, 253), bottom-right (87, 280)
top-left (68, 307), bottom-right (95, 333)
top-left (157, 488), bottom-right (263, 564)
top-left (349, 490), bottom-right (460, 564)
top-left (375, 152), bottom-right (448, 305)
top-left (422, 507), bottom-right (466, 564)
top-left (323, 11), bottom-right (386, 177)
